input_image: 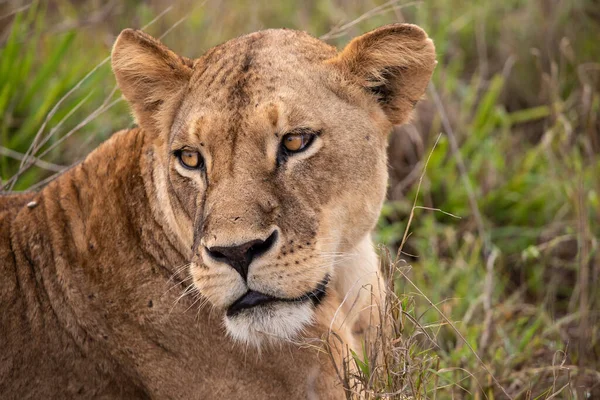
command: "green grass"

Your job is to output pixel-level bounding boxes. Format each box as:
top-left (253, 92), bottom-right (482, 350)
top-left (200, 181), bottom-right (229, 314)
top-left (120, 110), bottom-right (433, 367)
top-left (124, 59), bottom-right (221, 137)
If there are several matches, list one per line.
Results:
top-left (1, 0), bottom-right (598, 398)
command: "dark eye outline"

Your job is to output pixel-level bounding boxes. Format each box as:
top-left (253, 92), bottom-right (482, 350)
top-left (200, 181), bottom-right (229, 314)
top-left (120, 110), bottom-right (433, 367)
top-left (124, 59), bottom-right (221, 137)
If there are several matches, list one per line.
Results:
top-left (173, 149), bottom-right (205, 171)
top-left (277, 128), bottom-right (319, 166)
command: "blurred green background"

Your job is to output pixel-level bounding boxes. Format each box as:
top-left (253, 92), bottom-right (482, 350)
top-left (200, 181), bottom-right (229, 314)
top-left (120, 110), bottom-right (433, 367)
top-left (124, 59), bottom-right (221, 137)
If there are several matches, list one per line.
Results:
top-left (1, 0), bottom-right (598, 398)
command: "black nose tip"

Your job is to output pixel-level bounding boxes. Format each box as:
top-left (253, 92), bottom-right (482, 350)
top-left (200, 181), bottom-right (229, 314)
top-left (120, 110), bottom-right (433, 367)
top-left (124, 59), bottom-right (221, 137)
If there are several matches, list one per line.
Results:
top-left (205, 230), bottom-right (278, 280)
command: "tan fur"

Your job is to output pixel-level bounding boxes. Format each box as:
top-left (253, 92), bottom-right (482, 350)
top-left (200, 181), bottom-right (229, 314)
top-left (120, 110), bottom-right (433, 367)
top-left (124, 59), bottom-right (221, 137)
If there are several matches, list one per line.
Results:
top-left (0, 24), bottom-right (435, 398)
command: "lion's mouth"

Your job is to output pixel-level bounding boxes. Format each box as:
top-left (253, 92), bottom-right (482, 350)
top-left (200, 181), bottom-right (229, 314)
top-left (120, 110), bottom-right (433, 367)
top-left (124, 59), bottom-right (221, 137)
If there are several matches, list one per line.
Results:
top-left (226, 274), bottom-right (330, 317)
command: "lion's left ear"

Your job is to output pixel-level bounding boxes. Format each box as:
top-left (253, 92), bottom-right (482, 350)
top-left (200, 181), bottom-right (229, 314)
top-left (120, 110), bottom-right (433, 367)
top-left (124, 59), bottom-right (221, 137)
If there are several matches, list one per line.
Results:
top-left (112, 29), bottom-right (193, 133)
top-left (329, 24), bottom-right (436, 125)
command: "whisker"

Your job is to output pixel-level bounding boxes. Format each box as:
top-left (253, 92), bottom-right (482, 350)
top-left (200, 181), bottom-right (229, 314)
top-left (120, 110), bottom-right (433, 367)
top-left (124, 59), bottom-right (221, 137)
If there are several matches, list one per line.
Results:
top-left (183, 294), bottom-right (205, 313)
top-left (328, 270), bottom-right (381, 333)
top-left (161, 274), bottom-right (193, 298)
top-left (167, 262), bottom-right (192, 283)
top-left (168, 283), bottom-right (196, 315)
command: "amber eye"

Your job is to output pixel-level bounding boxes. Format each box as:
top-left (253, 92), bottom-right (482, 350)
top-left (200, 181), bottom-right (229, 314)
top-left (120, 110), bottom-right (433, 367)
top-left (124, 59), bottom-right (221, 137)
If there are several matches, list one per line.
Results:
top-left (177, 150), bottom-right (203, 170)
top-left (281, 131), bottom-right (315, 153)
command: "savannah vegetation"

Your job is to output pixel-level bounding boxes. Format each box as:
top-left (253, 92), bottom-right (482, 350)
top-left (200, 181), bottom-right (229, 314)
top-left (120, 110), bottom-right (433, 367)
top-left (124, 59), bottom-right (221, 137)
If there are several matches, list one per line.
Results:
top-left (0, 0), bottom-right (598, 398)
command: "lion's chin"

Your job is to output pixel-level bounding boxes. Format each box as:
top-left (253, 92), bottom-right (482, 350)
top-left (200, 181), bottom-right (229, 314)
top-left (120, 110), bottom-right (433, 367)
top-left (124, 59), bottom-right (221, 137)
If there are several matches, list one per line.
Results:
top-left (223, 301), bottom-right (314, 348)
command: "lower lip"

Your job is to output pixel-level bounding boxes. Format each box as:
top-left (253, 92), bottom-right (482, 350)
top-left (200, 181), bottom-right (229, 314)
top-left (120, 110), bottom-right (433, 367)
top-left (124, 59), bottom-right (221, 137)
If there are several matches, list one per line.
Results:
top-left (226, 274), bottom-right (330, 317)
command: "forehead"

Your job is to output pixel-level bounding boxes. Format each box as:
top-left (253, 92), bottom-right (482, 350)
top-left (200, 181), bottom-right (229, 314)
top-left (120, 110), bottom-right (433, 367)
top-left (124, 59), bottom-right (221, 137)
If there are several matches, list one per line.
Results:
top-left (186, 29), bottom-right (338, 111)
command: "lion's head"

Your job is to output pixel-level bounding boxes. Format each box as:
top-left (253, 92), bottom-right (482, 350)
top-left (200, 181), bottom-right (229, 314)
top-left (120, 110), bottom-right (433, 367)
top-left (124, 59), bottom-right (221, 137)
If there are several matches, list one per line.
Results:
top-left (111, 25), bottom-right (435, 346)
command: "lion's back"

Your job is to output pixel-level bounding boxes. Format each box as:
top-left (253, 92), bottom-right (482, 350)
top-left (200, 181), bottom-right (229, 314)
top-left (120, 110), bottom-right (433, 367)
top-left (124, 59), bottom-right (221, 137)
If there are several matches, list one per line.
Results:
top-left (0, 192), bottom-right (35, 212)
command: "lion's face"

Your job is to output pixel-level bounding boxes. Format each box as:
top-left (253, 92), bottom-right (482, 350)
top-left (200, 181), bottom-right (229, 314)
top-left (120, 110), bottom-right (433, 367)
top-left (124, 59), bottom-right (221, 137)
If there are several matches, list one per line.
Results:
top-left (112, 26), bottom-right (435, 345)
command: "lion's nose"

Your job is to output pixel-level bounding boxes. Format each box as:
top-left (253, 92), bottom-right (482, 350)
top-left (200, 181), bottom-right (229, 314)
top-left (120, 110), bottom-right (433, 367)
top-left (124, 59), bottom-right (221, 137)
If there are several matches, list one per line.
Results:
top-left (204, 230), bottom-right (278, 280)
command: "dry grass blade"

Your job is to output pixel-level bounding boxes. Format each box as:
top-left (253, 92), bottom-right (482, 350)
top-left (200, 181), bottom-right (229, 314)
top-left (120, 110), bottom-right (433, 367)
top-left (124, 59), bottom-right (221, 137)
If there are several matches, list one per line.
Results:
top-left (2, 90), bottom-right (95, 191)
top-left (382, 100), bottom-right (510, 397)
top-left (413, 206), bottom-right (461, 219)
top-left (398, 131), bottom-right (443, 258)
top-left (140, 5), bottom-right (175, 31)
top-left (7, 92), bottom-right (121, 193)
top-left (397, 269), bottom-right (512, 398)
top-left (24, 165), bottom-right (72, 192)
top-left (6, 56), bottom-right (111, 191)
top-left (479, 247), bottom-right (499, 353)
top-left (428, 367), bottom-right (487, 397)
top-left (4, 5), bottom-right (177, 191)
top-left (319, 0), bottom-right (421, 41)
top-left (0, 146), bottom-right (65, 172)
top-left (427, 82), bottom-right (491, 256)
top-left (157, 0), bottom-right (210, 41)
top-left (398, 84), bottom-right (511, 398)
top-left (0, 3), bottom-right (32, 21)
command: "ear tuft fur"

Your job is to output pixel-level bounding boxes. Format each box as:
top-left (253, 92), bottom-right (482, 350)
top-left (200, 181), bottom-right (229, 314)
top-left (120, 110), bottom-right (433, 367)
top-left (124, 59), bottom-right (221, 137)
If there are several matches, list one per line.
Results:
top-left (330, 23), bottom-right (437, 125)
top-left (111, 29), bottom-right (193, 134)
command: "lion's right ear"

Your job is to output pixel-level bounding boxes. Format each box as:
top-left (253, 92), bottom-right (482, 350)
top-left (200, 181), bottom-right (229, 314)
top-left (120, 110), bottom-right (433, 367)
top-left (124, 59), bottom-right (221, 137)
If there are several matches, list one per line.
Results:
top-left (111, 29), bottom-right (193, 133)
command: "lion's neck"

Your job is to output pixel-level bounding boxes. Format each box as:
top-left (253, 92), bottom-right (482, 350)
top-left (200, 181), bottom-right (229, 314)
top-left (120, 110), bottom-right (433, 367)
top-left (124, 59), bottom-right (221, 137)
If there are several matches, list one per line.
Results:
top-left (33, 128), bottom-right (190, 280)
top-left (1, 128), bottom-right (195, 384)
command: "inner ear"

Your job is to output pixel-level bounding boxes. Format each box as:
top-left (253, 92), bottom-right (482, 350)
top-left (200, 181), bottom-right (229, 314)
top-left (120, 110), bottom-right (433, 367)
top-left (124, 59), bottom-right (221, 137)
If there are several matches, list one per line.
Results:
top-left (111, 29), bottom-right (193, 134)
top-left (366, 66), bottom-right (409, 106)
top-left (329, 23), bottom-right (436, 125)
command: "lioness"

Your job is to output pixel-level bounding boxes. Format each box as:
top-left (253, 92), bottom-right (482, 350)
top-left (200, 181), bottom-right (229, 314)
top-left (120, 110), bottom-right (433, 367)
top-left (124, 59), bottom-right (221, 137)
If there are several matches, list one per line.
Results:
top-left (0, 24), bottom-right (435, 398)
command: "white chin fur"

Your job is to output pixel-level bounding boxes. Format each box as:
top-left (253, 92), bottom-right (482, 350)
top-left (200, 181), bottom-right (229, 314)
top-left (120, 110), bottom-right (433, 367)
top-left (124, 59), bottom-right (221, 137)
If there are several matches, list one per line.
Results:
top-left (224, 301), bottom-right (314, 348)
